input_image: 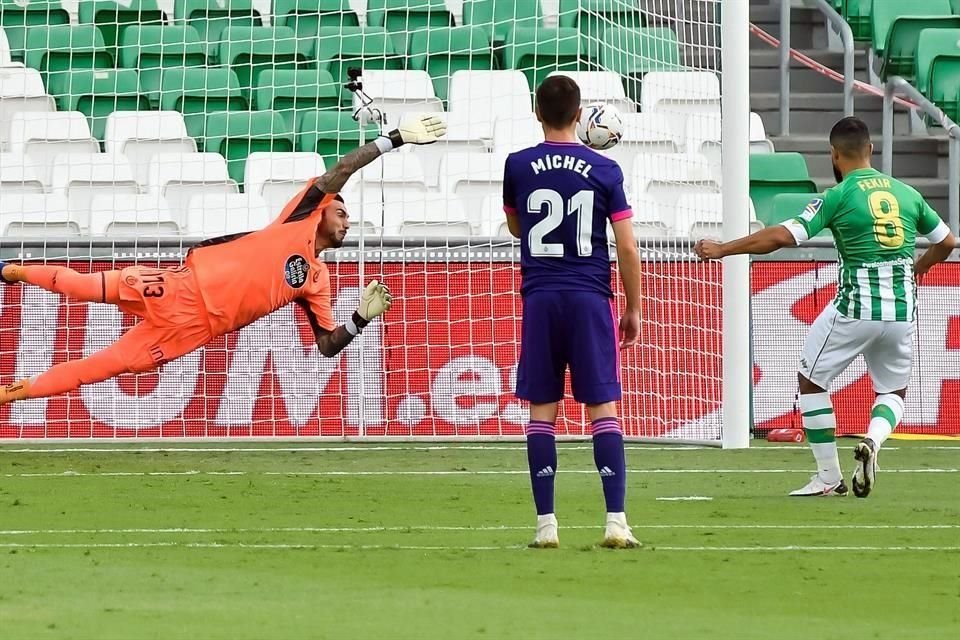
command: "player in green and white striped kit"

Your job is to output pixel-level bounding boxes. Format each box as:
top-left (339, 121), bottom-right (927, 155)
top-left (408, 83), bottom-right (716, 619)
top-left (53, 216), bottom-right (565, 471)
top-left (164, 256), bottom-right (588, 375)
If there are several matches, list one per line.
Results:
top-left (695, 117), bottom-right (956, 497)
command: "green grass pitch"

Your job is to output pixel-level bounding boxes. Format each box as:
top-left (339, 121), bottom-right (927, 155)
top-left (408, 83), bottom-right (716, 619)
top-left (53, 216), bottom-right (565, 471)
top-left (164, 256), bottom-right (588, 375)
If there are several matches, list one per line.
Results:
top-left (0, 441), bottom-right (957, 639)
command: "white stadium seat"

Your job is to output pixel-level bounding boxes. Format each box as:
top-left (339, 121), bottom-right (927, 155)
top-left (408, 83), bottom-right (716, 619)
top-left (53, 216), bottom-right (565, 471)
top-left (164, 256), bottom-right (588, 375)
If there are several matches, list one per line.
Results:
top-left (340, 191), bottom-right (384, 234)
top-left (750, 112), bottom-right (775, 153)
top-left (355, 152), bottom-right (430, 208)
top-left (603, 113), bottom-right (679, 181)
top-left (640, 71), bottom-right (721, 139)
top-left (0, 67), bottom-right (55, 151)
top-left (397, 194), bottom-right (472, 238)
top-left (478, 194), bottom-right (513, 238)
top-left (50, 153), bottom-right (140, 230)
top-left (629, 192), bottom-right (672, 239)
top-left (185, 193), bottom-right (271, 237)
top-left (0, 152), bottom-right (45, 194)
top-left (0, 26), bottom-right (19, 67)
top-left (356, 70), bottom-right (443, 127)
top-left (492, 114), bottom-right (544, 153)
top-left (409, 111), bottom-right (491, 186)
top-left (438, 151), bottom-right (506, 222)
top-left (244, 151), bottom-right (326, 213)
top-left (105, 111), bottom-right (198, 186)
top-left (0, 193), bottom-right (79, 237)
top-left (7, 111), bottom-right (98, 186)
top-left (86, 193), bottom-right (180, 237)
top-left (448, 70), bottom-right (533, 129)
top-left (668, 193), bottom-right (762, 241)
top-left (548, 71), bottom-right (637, 113)
top-left (631, 152), bottom-right (719, 207)
top-left (147, 152), bottom-right (239, 226)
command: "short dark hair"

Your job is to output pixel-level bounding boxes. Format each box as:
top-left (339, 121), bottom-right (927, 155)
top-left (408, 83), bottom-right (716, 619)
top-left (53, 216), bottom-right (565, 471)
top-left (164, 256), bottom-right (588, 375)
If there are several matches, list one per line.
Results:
top-left (536, 76), bottom-right (581, 129)
top-left (829, 116), bottom-right (871, 158)
top-left (333, 193), bottom-right (345, 203)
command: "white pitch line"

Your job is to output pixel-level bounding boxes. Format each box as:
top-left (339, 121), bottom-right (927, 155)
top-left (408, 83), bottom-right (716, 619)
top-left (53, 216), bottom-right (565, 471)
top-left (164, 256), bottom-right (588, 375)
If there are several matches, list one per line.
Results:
top-left (3, 445), bottom-right (955, 453)
top-left (656, 496), bottom-right (713, 501)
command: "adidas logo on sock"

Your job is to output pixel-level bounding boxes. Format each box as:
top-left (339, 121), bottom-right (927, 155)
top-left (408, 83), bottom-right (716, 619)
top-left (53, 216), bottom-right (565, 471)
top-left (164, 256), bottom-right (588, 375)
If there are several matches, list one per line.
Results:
top-left (598, 466), bottom-right (616, 477)
top-left (536, 466), bottom-right (555, 478)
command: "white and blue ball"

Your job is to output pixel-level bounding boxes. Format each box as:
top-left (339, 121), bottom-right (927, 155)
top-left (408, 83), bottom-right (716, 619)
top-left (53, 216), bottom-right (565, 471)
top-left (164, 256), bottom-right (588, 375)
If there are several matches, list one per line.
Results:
top-left (577, 103), bottom-right (624, 151)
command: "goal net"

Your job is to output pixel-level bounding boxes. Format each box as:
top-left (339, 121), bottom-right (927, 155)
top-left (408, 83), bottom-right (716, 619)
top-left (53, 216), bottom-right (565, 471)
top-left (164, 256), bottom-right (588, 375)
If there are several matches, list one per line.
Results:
top-left (0, 0), bottom-right (742, 443)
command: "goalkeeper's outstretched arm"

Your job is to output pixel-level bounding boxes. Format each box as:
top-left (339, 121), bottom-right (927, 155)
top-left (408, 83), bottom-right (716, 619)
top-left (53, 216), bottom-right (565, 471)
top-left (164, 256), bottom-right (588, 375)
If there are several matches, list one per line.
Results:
top-left (312, 281), bottom-right (393, 357)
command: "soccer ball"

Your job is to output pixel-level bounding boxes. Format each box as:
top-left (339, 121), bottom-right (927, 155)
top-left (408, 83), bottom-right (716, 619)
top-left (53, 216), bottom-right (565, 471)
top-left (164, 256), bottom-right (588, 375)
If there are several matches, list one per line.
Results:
top-left (577, 103), bottom-right (624, 151)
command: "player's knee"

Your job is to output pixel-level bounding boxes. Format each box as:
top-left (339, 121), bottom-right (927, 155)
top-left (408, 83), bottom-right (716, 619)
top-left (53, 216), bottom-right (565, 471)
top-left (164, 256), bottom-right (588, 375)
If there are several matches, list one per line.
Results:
top-left (586, 401), bottom-right (618, 422)
top-left (797, 373), bottom-right (826, 395)
top-left (879, 387), bottom-right (907, 400)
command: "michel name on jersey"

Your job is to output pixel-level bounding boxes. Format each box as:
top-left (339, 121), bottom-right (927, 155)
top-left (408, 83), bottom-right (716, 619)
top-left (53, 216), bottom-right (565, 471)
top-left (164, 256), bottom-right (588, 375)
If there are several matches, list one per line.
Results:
top-left (530, 154), bottom-right (593, 178)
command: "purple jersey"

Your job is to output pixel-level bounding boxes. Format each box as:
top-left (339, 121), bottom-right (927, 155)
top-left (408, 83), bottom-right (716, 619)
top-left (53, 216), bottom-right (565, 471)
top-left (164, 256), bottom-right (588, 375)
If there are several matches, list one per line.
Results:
top-left (503, 141), bottom-right (632, 298)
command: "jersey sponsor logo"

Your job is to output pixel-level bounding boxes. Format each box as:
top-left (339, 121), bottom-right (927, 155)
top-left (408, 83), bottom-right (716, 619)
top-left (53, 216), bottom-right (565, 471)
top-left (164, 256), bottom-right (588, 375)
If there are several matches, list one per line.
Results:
top-left (801, 198), bottom-right (823, 222)
top-left (284, 255), bottom-right (310, 289)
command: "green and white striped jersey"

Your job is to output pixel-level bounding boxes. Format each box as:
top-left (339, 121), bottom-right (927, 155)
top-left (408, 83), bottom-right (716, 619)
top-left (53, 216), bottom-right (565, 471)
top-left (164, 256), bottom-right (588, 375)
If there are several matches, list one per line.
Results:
top-left (781, 168), bottom-right (950, 322)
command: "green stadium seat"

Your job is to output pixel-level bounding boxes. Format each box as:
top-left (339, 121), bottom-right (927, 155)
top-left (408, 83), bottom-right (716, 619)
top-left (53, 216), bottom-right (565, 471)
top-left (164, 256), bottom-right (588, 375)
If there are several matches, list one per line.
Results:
top-left (765, 194), bottom-right (832, 238)
top-left (953, 0), bottom-right (960, 13)
top-left (24, 25), bottom-right (113, 87)
top-left (314, 26), bottom-right (403, 89)
top-left (47, 69), bottom-right (150, 141)
top-left (78, 1), bottom-right (167, 60)
top-left (366, 0), bottom-right (454, 55)
top-left (408, 27), bottom-right (495, 102)
top-left (159, 67), bottom-right (248, 145)
top-left (600, 27), bottom-right (683, 101)
top-left (871, 0), bottom-right (960, 81)
top-left (559, 0), bottom-right (645, 62)
top-left (916, 28), bottom-right (960, 120)
top-left (174, 0), bottom-right (263, 59)
top-left (297, 111), bottom-right (380, 166)
top-left (218, 26), bottom-right (307, 97)
top-left (840, 0), bottom-right (873, 42)
top-left (204, 111), bottom-right (295, 186)
top-left (462, 0), bottom-right (541, 45)
top-left (119, 26), bottom-right (207, 106)
top-left (0, 0), bottom-right (69, 61)
top-left (504, 27), bottom-right (583, 90)
top-left (273, 0), bottom-right (360, 41)
top-left (254, 69), bottom-right (339, 130)
top-left (748, 153), bottom-right (819, 225)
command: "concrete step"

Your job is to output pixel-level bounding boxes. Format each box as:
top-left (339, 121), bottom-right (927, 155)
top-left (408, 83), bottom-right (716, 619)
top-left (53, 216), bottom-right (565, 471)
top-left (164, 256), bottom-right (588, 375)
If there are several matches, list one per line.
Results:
top-left (750, 49), bottom-right (870, 93)
top-left (751, 91), bottom-right (912, 135)
top-left (749, 6), bottom-right (823, 49)
top-left (810, 177), bottom-right (951, 216)
top-left (771, 134), bottom-right (950, 179)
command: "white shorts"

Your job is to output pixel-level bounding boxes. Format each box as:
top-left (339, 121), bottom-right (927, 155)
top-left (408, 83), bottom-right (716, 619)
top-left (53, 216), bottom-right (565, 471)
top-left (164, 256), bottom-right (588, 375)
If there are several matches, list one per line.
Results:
top-left (800, 304), bottom-right (914, 393)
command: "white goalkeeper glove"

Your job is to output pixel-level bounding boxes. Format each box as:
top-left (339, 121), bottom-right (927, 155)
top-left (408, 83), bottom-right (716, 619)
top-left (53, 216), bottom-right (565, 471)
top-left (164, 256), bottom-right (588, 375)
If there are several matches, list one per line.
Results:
top-left (384, 115), bottom-right (447, 148)
top-left (346, 280), bottom-right (393, 336)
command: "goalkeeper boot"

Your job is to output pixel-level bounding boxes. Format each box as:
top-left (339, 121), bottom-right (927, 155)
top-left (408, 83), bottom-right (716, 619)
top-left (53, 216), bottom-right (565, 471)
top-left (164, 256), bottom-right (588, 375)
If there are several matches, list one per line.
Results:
top-left (852, 438), bottom-right (878, 498)
top-left (529, 513), bottom-right (559, 549)
top-left (789, 473), bottom-right (848, 497)
top-left (600, 512), bottom-right (641, 549)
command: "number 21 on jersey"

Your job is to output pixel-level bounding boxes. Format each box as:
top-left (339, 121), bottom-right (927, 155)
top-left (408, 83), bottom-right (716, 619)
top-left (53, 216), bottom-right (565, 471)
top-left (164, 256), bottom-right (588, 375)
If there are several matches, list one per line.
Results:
top-left (527, 189), bottom-right (596, 258)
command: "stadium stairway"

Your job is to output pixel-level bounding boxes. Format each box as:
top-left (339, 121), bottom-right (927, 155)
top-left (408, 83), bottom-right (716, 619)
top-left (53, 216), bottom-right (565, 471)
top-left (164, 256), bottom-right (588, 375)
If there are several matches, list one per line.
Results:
top-left (749, 0), bottom-right (952, 216)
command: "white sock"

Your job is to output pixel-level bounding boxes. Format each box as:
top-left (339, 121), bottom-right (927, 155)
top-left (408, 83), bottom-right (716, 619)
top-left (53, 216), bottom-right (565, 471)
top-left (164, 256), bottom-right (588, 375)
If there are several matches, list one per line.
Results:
top-left (800, 392), bottom-right (842, 484)
top-left (867, 393), bottom-right (905, 449)
top-left (606, 512), bottom-right (627, 525)
top-left (537, 513), bottom-right (557, 526)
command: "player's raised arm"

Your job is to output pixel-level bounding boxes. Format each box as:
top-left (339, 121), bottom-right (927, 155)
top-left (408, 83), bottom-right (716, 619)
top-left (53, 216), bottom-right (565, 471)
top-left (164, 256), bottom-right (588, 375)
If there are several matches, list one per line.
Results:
top-left (313, 115), bottom-right (447, 194)
top-left (304, 280), bottom-right (393, 358)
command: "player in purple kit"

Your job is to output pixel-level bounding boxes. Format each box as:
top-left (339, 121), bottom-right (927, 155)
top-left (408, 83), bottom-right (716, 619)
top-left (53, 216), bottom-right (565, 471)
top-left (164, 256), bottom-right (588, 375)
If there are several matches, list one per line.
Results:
top-left (503, 76), bottom-right (642, 548)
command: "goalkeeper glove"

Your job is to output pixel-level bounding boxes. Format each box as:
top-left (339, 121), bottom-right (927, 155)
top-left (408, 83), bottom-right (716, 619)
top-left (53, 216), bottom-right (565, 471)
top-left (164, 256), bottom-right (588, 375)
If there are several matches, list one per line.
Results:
top-left (385, 115), bottom-right (447, 148)
top-left (347, 280), bottom-right (393, 336)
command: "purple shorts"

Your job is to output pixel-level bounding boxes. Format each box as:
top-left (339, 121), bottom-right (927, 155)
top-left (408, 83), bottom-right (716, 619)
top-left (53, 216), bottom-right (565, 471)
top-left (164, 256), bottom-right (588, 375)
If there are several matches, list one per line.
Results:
top-left (516, 291), bottom-right (622, 405)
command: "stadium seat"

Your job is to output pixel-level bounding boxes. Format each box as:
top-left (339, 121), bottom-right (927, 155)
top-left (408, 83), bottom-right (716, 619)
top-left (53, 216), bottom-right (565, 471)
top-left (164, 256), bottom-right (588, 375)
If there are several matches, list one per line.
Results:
top-left (462, 0), bottom-right (542, 46)
top-left (174, 0), bottom-right (263, 59)
top-left (47, 69), bottom-right (150, 142)
top-left (366, 0), bottom-right (455, 55)
top-left (628, 192), bottom-right (672, 239)
top-left (86, 192), bottom-right (180, 237)
top-left (78, 0), bottom-right (168, 60)
top-left (477, 194), bottom-right (512, 238)
top-left (668, 193), bottom-right (762, 241)
top-left (218, 26), bottom-right (307, 96)
top-left (24, 25), bottom-right (114, 87)
top-left (765, 193), bottom-right (834, 240)
top-left (0, 67), bottom-right (56, 151)
top-left (631, 153), bottom-right (719, 207)
top-left (448, 70), bottom-right (533, 128)
top-left (0, 152), bottom-right (44, 194)
top-left (438, 151), bottom-right (507, 222)
top-left (871, 0), bottom-right (960, 81)
top-left (314, 26), bottom-right (403, 88)
top-left (396, 193), bottom-right (472, 238)
top-left (254, 69), bottom-right (339, 131)
top-left (297, 110), bottom-right (381, 166)
top-left (0, 0), bottom-right (70, 62)
top-left (683, 113), bottom-right (774, 184)
top-left (492, 114), bottom-right (544, 153)
top-left (243, 151), bottom-right (326, 212)
top-left (640, 71), bottom-right (721, 140)
top-left (118, 25), bottom-right (207, 106)
top-left (8, 112), bottom-right (100, 186)
top-left (559, 0), bottom-right (645, 62)
top-left (600, 27), bottom-right (684, 102)
top-left (0, 25), bottom-right (16, 66)
top-left (954, 0), bottom-right (960, 12)
top-left (203, 111), bottom-right (296, 187)
top-left (0, 193), bottom-right (78, 237)
top-left (355, 152), bottom-right (430, 208)
top-left (50, 152), bottom-right (140, 229)
top-left (505, 27), bottom-right (582, 90)
top-left (355, 70), bottom-right (444, 126)
top-left (916, 28), bottom-right (960, 120)
top-left (605, 113), bottom-right (678, 182)
top-left (840, 0), bottom-right (874, 42)
top-left (408, 111), bottom-right (492, 186)
top-left (548, 70), bottom-right (637, 113)
top-left (408, 26), bottom-right (495, 103)
top-left (147, 152), bottom-right (239, 225)
top-left (339, 191), bottom-right (385, 234)
top-left (749, 153), bottom-right (819, 224)
top-left (185, 192), bottom-right (271, 237)
top-left (105, 111), bottom-right (198, 186)
top-left (273, 0), bottom-right (361, 41)
top-left (159, 67), bottom-right (248, 144)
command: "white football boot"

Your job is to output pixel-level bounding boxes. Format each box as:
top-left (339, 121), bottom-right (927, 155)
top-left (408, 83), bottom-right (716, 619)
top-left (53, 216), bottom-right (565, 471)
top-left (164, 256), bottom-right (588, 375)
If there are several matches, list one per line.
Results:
top-left (529, 513), bottom-right (559, 549)
top-left (789, 474), bottom-right (849, 497)
top-left (600, 512), bottom-right (641, 549)
top-left (852, 438), bottom-right (878, 498)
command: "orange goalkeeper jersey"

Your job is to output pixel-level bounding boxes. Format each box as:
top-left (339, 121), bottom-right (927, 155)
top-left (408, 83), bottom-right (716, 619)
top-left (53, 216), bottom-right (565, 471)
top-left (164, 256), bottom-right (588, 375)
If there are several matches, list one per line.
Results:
top-left (185, 181), bottom-right (337, 337)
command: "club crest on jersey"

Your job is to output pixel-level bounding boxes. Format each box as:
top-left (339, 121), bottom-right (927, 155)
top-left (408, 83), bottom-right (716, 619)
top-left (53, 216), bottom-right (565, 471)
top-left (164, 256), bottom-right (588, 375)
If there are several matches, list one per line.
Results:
top-left (801, 198), bottom-right (823, 221)
top-left (284, 255), bottom-right (310, 288)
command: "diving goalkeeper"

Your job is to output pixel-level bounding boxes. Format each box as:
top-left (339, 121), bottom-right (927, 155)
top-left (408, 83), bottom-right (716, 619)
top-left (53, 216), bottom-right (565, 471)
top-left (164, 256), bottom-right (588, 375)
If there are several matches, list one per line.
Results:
top-left (0, 115), bottom-right (446, 406)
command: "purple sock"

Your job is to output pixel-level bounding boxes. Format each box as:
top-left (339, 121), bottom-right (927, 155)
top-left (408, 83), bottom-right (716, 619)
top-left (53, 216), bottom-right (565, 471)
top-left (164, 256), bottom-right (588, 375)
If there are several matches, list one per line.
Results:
top-left (592, 417), bottom-right (626, 512)
top-left (526, 420), bottom-right (557, 515)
